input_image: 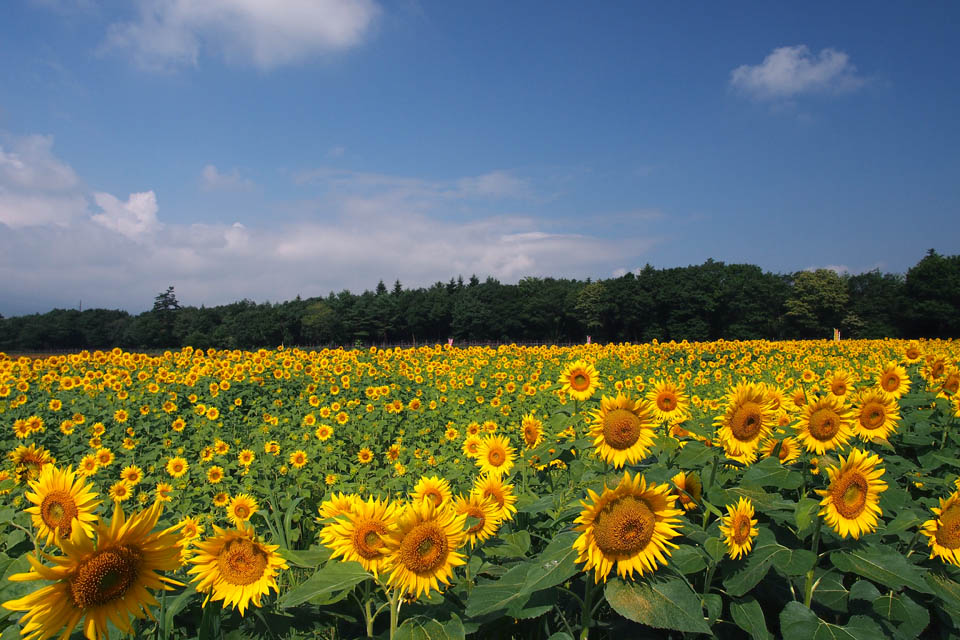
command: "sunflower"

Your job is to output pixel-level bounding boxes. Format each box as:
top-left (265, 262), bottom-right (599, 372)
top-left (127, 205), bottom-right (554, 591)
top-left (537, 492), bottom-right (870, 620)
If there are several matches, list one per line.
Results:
top-left (851, 390), bottom-right (901, 441)
top-left (412, 475), bottom-right (453, 508)
top-left (462, 435), bottom-right (483, 459)
top-left (189, 524), bottom-right (288, 615)
top-left (795, 395), bottom-right (854, 455)
top-left (357, 448), bottom-right (374, 464)
top-left (228, 494), bottom-right (258, 526)
top-left (120, 465), bottom-right (144, 486)
top-left (452, 493), bottom-right (501, 548)
top-left (936, 366), bottom-right (960, 399)
top-left (718, 497), bottom-right (759, 559)
top-left (237, 450), bottom-right (255, 467)
top-left (109, 481), bottom-right (133, 503)
top-left (318, 492), bottom-right (359, 520)
top-left (213, 492), bottom-right (230, 507)
top-left (646, 379), bottom-right (690, 424)
top-left (155, 482), bottom-right (174, 502)
top-left (165, 457), bottom-right (188, 479)
top-left (588, 393), bottom-right (656, 468)
top-left (520, 413), bottom-right (544, 448)
top-left (573, 471), bottom-right (684, 583)
top-left (921, 491), bottom-right (960, 567)
top-left (670, 471), bottom-right (702, 511)
top-left (714, 383), bottom-right (776, 462)
top-left (759, 436), bottom-right (801, 464)
top-left (324, 497), bottom-right (398, 576)
top-left (877, 361), bottom-right (911, 399)
top-left (559, 360), bottom-right (602, 402)
top-left (471, 474), bottom-right (518, 522)
top-left (206, 466), bottom-right (225, 484)
top-left (383, 500), bottom-right (467, 597)
top-left (9, 443), bottom-right (55, 483)
top-left (923, 355), bottom-right (948, 382)
top-left (826, 370), bottom-right (856, 399)
top-left (314, 424), bottom-right (333, 441)
top-left (475, 435), bottom-right (516, 477)
top-left (24, 464), bottom-right (100, 547)
top-left (2, 500), bottom-right (182, 640)
top-left (289, 450), bottom-right (308, 469)
top-left (815, 448), bottom-right (887, 539)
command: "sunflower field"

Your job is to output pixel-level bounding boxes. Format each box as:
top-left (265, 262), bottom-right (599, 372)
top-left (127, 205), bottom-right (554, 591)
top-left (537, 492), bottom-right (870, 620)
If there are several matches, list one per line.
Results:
top-left (1, 339), bottom-right (960, 640)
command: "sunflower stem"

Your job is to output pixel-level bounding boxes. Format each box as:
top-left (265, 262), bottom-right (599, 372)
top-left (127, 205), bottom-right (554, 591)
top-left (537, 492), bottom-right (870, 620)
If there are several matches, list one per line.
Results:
top-left (389, 588), bottom-right (400, 640)
top-left (580, 577), bottom-right (597, 640)
top-left (803, 516), bottom-right (822, 607)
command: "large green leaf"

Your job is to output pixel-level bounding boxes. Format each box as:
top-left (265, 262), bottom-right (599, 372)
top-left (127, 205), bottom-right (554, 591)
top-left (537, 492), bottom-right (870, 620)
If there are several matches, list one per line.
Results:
top-left (604, 576), bottom-right (712, 635)
top-left (670, 545), bottom-right (708, 575)
top-left (515, 531), bottom-right (580, 594)
top-left (277, 560), bottom-right (371, 608)
top-left (723, 530), bottom-right (816, 597)
top-left (741, 456), bottom-right (803, 490)
top-left (730, 596), bottom-right (772, 640)
top-left (485, 530), bottom-right (531, 558)
top-left (279, 545), bottom-right (332, 569)
top-left (779, 602), bottom-right (883, 640)
top-left (830, 546), bottom-right (932, 595)
top-left (394, 615), bottom-right (465, 640)
top-left (674, 441), bottom-right (716, 470)
top-left (465, 563), bottom-right (530, 617)
top-left (794, 497), bottom-right (820, 539)
top-left (871, 591), bottom-right (930, 639)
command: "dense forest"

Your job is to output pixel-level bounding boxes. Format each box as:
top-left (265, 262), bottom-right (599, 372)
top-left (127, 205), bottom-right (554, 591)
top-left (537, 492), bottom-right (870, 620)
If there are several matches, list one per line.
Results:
top-left (2, 250), bottom-right (958, 351)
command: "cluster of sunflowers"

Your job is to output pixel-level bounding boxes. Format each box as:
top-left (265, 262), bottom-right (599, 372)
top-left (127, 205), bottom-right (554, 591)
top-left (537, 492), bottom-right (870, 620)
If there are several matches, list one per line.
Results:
top-left (0, 339), bottom-right (959, 638)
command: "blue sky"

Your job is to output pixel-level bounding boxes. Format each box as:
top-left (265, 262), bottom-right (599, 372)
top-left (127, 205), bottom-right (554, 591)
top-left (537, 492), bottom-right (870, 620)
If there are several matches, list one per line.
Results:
top-left (1, 1), bottom-right (958, 315)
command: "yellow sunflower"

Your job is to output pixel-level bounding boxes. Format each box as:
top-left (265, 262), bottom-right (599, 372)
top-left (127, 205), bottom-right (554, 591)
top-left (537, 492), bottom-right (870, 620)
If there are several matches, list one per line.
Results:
top-left (452, 493), bottom-right (501, 548)
top-left (759, 436), bottom-right (801, 464)
top-left (189, 524), bottom-right (288, 615)
top-left (588, 393), bottom-right (657, 468)
top-left (851, 389), bottom-right (901, 441)
top-left (471, 474), bottom-right (518, 523)
top-left (461, 435), bottom-right (483, 459)
top-left (670, 471), bottom-right (702, 511)
top-left (559, 360), bottom-right (602, 401)
top-left (228, 494), bottom-right (258, 526)
top-left (826, 370), bottom-right (856, 399)
top-left (24, 464), bottom-right (100, 547)
top-left (718, 497), bottom-right (759, 559)
top-left (206, 466), bottom-right (225, 484)
top-left (324, 497), bottom-right (398, 577)
top-left (109, 481), bottom-right (132, 503)
top-left (646, 379), bottom-right (690, 424)
top-left (2, 500), bottom-right (182, 640)
top-left (475, 435), bottom-right (516, 477)
top-left (815, 447), bottom-right (887, 539)
top-left (383, 500), bottom-right (466, 597)
top-left (714, 383), bottom-right (776, 462)
top-left (573, 471), bottom-right (684, 583)
top-left (165, 457), bottom-right (188, 479)
top-left (289, 450), bottom-right (308, 469)
top-left (357, 448), bottom-right (374, 464)
top-left (520, 413), bottom-right (544, 448)
top-left (920, 491), bottom-right (960, 567)
top-left (411, 475), bottom-right (453, 508)
top-left (877, 361), bottom-right (911, 399)
top-left (795, 395), bottom-right (854, 455)
top-left (120, 465), bottom-right (144, 486)
top-left (936, 366), bottom-right (960, 399)
top-left (8, 443), bottom-right (55, 483)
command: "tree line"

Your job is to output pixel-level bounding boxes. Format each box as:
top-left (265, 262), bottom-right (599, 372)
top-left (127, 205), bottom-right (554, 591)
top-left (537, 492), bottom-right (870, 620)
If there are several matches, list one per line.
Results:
top-left (1, 250), bottom-right (958, 351)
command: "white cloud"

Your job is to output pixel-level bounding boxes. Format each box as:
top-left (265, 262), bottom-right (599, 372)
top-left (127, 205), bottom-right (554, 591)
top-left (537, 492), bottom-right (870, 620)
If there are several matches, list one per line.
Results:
top-left (0, 134), bottom-right (86, 228)
top-left (91, 191), bottom-right (161, 240)
top-left (730, 45), bottom-right (867, 100)
top-left (103, 0), bottom-right (381, 71)
top-left (201, 164), bottom-right (254, 191)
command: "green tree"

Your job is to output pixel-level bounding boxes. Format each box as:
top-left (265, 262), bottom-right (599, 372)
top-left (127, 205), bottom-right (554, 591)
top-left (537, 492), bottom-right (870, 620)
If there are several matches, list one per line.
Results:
top-left (784, 269), bottom-right (849, 338)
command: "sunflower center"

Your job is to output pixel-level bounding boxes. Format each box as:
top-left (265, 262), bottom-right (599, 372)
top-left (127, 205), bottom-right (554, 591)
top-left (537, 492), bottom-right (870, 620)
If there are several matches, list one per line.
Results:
top-left (602, 409), bottom-right (642, 450)
top-left (234, 505), bottom-right (250, 519)
top-left (352, 521), bottom-right (387, 559)
top-left (808, 408), bottom-right (841, 441)
top-left (730, 402), bottom-right (764, 441)
top-left (592, 496), bottom-right (655, 556)
top-left (777, 443), bottom-right (790, 461)
top-left (41, 490), bottom-right (78, 534)
top-left (882, 374), bottom-right (901, 392)
top-left (399, 523), bottom-right (448, 573)
top-left (831, 382), bottom-right (847, 395)
top-left (423, 489), bottom-right (443, 507)
top-left (69, 545), bottom-right (143, 608)
top-left (570, 372), bottom-right (590, 391)
top-left (906, 347), bottom-right (920, 360)
top-left (464, 507), bottom-right (486, 535)
top-left (831, 472), bottom-right (868, 519)
top-left (488, 450), bottom-right (505, 466)
top-left (936, 504), bottom-right (960, 550)
top-left (217, 538), bottom-right (269, 586)
top-left (657, 393), bottom-right (675, 411)
top-left (733, 514), bottom-right (752, 544)
top-left (860, 403), bottom-right (885, 430)
top-left (482, 488), bottom-right (505, 510)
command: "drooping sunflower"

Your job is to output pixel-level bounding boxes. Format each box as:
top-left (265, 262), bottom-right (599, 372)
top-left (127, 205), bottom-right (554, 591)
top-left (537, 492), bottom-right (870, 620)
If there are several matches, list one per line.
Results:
top-left (759, 436), bottom-right (801, 464)
top-left (573, 471), bottom-right (684, 583)
top-left (588, 393), bottom-right (657, 468)
top-left (876, 361), bottom-right (911, 399)
top-left (794, 395), bottom-right (854, 455)
top-left (520, 413), bottom-right (544, 448)
top-left (851, 389), bottom-right (901, 441)
top-left (936, 366), bottom-right (960, 399)
top-left (24, 464), bottom-right (100, 547)
top-left (475, 434), bottom-right (516, 477)
top-left (471, 474), bottom-right (518, 523)
top-left (559, 360), bottom-right (602, 402)
top-left (383, 500), bottom-right (467, 597)
top-left (2, 500), bottom-right (182, 640)
top-left (718, 497), bottom-right (759, 559)
top-left (452, 493), bottom-right (501, 548)
top-left (324, 497), bottom-right (399, 577)
top-left (670, 471), bottom-right (702, 511)
top-left (411, 475), bottom-right (453, 508)
top-left (714, 383), bottom-right (776, 462)
top-left (646, 379), bottom-right (690, 424)
top-left (920, 491), bottom-right (960, 567)
top-left (228, 494), bottom-right (258, 526)
top-left (815, 447), bottom-right (887, 539)
top-left (189, 524), bottom-right (288, 615)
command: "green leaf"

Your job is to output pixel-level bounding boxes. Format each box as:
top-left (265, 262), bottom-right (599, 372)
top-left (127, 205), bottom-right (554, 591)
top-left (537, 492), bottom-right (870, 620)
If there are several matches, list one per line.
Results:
top-left (0, 509), bottom-right (14, 525)
top-left (465, 563), bottom-right (530, 617)
top-left (795, 498), bottom-right (820, 538)
top-left (723, 530), bottom-right (816, 597)
top-left (881, 510), bottom-right (922, 537)
top-left (871, 591), bottom-right (930, 639)
top-left (395, 615), bottom-right (463, 640)
top-left (485, 530), bottom-right (531, 558)
top-left (277, 560), bottom-right (370, 608)
top-left (741, 456), bottom-right (803, 490)
top-left (603, 576), bottom-right (712, 635)
top-left (705, 537), bottom-right (726, 563)
top-left (730, 596), bottom-right (772, 640)
top-left (727, 487), bottom-right (796, 512)
top-left (923, 572), bottom-right (960, 625)
top-left (670, 545), bottom-right (707, 575)
top-left (163, 584), bottom-right (197, 632)
top-left (812, 571), bottom-right (848, 613)
top-left (516, 531), bottom-right (580, 594)
top-left (779, 602), bottom-right (884, 640)
top-left (674, 441), bottom-right (715, 470)
top-left (279, 545), bottom-right (332, 569)
top-left (703, 593), bottom-right (722, 624)
top-left (830, 546), bottom-right (932, 595)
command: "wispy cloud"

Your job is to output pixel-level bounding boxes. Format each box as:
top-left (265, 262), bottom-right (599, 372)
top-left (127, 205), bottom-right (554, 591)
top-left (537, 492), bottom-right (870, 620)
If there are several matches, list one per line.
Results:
top-left (101, 0), bottom-right (381, 71)
top-left (200, 164), bottom-right (254, 191)
top-left (730, 45), bottom-right (867, 100)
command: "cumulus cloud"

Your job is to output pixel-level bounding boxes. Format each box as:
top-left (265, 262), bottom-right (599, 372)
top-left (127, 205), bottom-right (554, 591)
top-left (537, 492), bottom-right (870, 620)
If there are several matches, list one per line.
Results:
top-left (0, 134), bottom-right (87, 228)
top-left (91, 191), bottom-right (161, 240)
top-left (730, 45), bottom-right (867, 100)
top-left (201, 164), bottom-right (254, 191)
top-left (102, 0), bottom-right (381, 70)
